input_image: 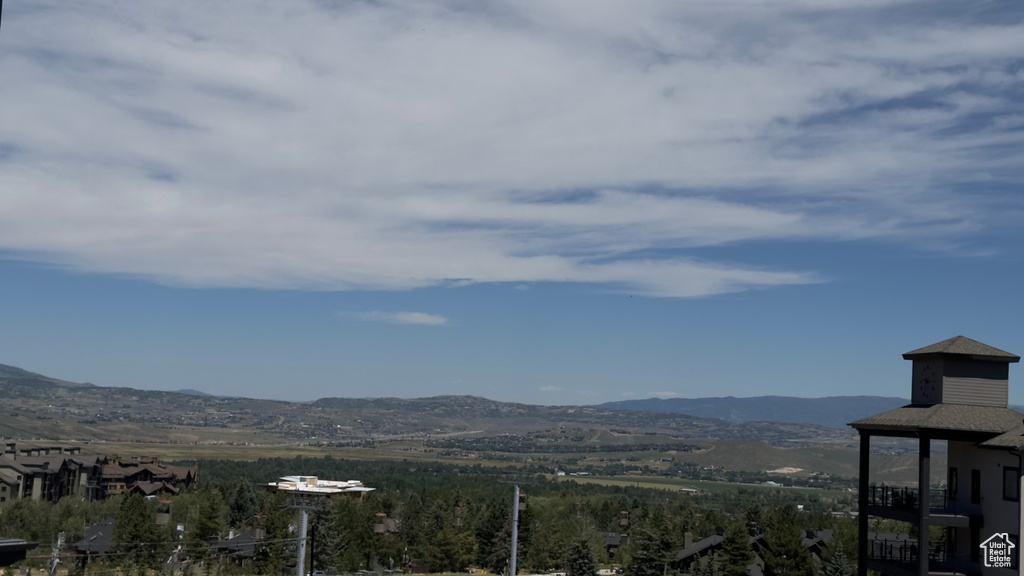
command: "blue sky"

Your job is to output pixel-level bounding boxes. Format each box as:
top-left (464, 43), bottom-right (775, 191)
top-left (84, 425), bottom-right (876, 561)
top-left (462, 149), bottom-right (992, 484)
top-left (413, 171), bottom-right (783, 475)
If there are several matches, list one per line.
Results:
top-left (1, 1), bottom-right (1023, 404)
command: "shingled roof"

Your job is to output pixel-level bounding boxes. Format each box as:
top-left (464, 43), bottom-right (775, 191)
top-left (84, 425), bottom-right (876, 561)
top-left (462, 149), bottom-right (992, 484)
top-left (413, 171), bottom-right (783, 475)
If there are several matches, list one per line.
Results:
top-left (76, 519), bottom-right (114, 555)
top-left (850, 403), bottom-right (1024, 434)
top-left (980, 424), bottom-right (1024, 449)
top-left (903, 336), bottom-right (1020, 362)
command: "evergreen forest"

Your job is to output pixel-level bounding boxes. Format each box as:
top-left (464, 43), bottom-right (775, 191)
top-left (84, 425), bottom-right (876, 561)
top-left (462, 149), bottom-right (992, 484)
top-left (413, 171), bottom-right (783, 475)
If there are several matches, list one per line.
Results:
top-left (0, 456), bottom-right (861, 576)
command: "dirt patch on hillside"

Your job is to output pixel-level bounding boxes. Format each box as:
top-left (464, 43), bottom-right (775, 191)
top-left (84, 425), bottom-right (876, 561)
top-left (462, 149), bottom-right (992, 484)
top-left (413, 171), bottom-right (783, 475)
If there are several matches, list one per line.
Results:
top-left (767, 467), bottom-right (803, 474)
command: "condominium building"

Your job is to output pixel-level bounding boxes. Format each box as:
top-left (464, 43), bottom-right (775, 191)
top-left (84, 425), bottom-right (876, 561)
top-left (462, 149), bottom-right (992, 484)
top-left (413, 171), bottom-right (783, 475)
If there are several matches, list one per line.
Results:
top-left (851, 336), bottom-right (1024, 576)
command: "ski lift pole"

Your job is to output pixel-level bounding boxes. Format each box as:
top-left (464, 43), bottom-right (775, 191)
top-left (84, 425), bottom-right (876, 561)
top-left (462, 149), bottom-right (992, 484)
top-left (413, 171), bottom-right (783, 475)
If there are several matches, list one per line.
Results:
top-left (510, 484), bottom-right (520, 576)
top-left (48, 532), bottom-right (64, 576)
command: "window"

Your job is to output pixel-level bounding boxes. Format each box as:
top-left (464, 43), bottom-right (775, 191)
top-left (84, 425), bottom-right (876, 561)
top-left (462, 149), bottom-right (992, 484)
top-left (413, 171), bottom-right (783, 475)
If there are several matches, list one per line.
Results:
top-left (971, 469), bottom-right (981, 505)
top-left (948, 467), bottom-right (958, 499)
top-left (1004, 467), bottom-right (1019, 501)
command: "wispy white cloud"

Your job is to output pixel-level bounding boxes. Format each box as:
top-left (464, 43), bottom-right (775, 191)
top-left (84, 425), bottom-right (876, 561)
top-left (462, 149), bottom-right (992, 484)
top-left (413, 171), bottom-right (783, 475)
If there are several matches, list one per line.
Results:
top-left (650, 391), bottom-right (681, 399)
top-left (0, 1), bottom-right (1021, 296)
top-left (539, 386), bottom-right (561, 392)
top-left (339, 311), bottom-right (448, 326)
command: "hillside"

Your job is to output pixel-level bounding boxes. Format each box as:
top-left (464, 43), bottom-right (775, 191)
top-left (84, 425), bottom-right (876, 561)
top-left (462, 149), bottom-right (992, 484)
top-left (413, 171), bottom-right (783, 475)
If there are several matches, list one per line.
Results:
top-left (0, 362), bottom-right (92, 388)
top-left (1, 360), bottom-right (918, 481)
top-left (597, 395), bottom-right (909, 428)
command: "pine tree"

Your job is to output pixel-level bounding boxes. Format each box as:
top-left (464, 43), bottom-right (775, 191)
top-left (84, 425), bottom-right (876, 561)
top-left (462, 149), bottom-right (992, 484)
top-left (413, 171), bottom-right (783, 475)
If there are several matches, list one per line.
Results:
top-left (225, 479), bottom-right (260, 530)
top-left (423, 527), bottom-right (477, 572)
top-left (565, 537), bottom-right (598, 576)
top-left (253, 491), bottom-right (294, 576)
top-left (113, 493), bottom-right (171, 576)
top-left (624, 527), bottom-right (663, 576)
top-left (476, 498), bottom-right (511, 570)
top-left (182, 487), bottom-right (228, 565)
top-left (720, 521), bottom-right (754, 576)
top-left (821, 543), bottom-right (853, 576)
top-left (763, 507), bottom-right (815, 576)
top-left (694, 555), bottom-right (721, 576)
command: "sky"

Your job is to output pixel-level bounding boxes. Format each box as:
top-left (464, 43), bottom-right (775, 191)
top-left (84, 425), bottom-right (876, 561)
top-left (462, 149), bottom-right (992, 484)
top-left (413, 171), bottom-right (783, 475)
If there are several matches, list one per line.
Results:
top-left (1, 0), bottom-right (1024, 405)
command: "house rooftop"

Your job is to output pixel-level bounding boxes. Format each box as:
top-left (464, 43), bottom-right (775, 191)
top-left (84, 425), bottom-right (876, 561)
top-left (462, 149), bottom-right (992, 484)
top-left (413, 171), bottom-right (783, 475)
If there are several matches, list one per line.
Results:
top-left (76, 519), bottom-right (115, 555)
top-left (850, 403), bottom-right (1024, 435)
top-left (674, 534), bottom-right (724, 561)
top-left (0, 456), bottom-right (32, 474)
top-left (903, 335), bottom-right (1020, 362)
top-left (980, 424), bottom-right (1024, 450)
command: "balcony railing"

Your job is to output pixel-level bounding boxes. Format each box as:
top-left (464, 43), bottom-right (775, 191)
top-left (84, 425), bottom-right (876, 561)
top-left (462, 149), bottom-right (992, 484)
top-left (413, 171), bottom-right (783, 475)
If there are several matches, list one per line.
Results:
top-left (868, 537), bottom-right (977, 574)
top-left (868, 485), bottom-right (983, 520)
top-left (868, 485), bottom-right (949, 511)
top-left (868, 535), bottom-right (919, 567)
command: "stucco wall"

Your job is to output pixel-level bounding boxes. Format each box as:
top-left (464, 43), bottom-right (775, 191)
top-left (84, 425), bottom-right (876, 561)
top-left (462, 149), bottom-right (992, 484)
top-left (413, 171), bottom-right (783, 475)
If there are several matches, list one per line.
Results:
top-left (947, 440), bottom-right (1020, 575)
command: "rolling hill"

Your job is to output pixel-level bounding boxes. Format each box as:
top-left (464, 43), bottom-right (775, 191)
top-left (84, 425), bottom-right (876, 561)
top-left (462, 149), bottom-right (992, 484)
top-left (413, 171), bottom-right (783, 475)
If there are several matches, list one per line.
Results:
top-left (597, 395), bottom-right (909, 428)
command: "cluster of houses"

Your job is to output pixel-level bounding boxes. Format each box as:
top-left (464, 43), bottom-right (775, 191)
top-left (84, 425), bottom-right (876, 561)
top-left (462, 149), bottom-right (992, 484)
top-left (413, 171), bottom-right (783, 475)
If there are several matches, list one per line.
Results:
top-left (75, 475), bottom-right (375, 572)
top-left (0, 443), bottom-right (197, 504)
top-left (73, 518), bottom-right (270, 568)
top-left (600, 529), bottom-right (832, 576)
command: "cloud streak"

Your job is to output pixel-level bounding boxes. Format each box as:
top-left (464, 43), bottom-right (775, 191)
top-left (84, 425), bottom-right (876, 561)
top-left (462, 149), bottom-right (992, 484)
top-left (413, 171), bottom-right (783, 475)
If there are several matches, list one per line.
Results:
top-left (338, 311), bottom-right (449, 326)
top-left (0, 1), bottom-right (1021, 296)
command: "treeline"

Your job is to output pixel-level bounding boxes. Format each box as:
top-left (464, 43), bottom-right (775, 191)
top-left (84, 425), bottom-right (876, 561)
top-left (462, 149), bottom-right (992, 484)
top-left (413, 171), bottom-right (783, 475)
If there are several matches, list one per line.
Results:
top-left (0, 456), bottom-right (858, 576)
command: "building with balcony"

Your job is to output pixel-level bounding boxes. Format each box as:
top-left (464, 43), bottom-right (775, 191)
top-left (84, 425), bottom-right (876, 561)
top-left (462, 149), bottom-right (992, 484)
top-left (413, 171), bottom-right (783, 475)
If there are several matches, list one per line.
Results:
top-left (0, 445), bottom-right (196, 504)
top-left (851, 336), bottom-right (1024, 576)
top-left (0, 444), bottom-right (104, 504)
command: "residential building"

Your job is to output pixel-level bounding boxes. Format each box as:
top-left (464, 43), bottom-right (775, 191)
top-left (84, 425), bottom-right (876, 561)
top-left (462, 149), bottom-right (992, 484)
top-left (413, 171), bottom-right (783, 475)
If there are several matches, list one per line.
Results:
top-left (671, 531), bottom-right (777, 575)
top-left (0, 444), bottom-right (104, 503)
top-left (100, 455), bottom-right (197, 498)
top-left (0, 444), bottom-right (196, 504)
top-left (605, 532), bottom-right (628, 560)
top-left (851, 336), bottom-right (1024, 576)
top-left (212, 528), bottom-right (266, 565)
top-left (75, 518), bottom-right (115, 568)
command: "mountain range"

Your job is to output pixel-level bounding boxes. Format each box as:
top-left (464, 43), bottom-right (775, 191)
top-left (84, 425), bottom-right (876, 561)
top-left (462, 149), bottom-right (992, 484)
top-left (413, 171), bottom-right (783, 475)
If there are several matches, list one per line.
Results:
top-left (0, 360), bottom-right (919, 430)
top-left (3, 360), bottom-right (950, 481)
top-left (0, 360), bottom-right (866, 445)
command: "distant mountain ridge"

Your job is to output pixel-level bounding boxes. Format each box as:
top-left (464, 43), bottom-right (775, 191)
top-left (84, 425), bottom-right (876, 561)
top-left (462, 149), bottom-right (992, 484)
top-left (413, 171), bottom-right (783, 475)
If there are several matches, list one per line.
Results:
top-left (0, 361), bottom-right (856, 449)
top-left (0, 362), bottom-right (91, 388)
top-left (596, 396), bottom-right (910, 429)
top-left (175, 388), bottom-right (215, 396)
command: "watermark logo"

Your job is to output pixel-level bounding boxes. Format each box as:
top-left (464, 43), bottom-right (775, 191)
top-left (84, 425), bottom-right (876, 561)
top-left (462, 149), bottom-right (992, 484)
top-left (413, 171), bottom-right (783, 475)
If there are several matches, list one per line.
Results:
top-left (981, 533), bottom-right (1016, 568)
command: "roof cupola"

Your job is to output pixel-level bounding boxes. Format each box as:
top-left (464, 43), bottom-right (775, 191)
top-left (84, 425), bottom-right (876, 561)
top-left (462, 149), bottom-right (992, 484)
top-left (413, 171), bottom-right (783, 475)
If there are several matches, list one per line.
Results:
top-left (903, 335), bottom-right (1019, 407)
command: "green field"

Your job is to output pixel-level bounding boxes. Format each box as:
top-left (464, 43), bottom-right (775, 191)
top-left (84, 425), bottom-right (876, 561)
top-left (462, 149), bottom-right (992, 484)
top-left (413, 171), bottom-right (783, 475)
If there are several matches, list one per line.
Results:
top-left (554, 474), bottom-right (845, 498)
